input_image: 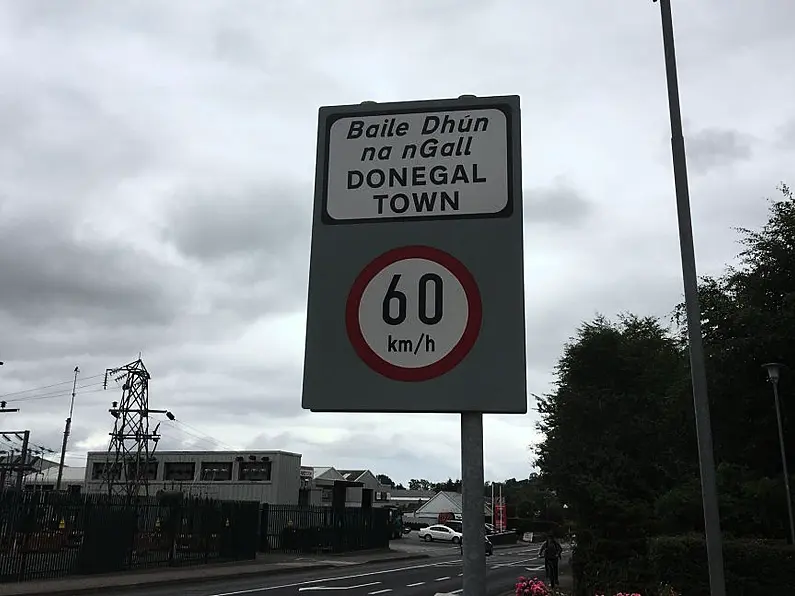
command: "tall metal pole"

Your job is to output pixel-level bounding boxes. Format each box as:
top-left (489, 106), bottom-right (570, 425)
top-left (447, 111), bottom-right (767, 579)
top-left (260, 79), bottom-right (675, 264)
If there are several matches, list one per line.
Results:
top-left (461, 412), bottom-right (486, 596)
top-left (654, 1), bottom-right (726, 594)
top-left (15, 430), bottom-right (30, 491)
top-left (491, 481), bottom-right (495, 528)
top-left (56, 366), bottom-right (79, 491)
top-left (770, 380), bottom-right (795, 544)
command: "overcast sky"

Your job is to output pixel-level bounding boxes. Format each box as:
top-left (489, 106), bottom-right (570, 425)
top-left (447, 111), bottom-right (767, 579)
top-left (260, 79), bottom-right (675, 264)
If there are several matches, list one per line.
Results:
top-left (1, 0), bottom-right (793, 486)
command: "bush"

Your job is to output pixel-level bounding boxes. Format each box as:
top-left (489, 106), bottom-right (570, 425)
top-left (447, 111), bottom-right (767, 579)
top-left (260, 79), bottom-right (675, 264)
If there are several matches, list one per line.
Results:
top-left (507, 517), bottom-right (560, 538)
top-left (649, 535), bottom-right (795, 596)
top-left (571, 537), bottom-right (653, 596)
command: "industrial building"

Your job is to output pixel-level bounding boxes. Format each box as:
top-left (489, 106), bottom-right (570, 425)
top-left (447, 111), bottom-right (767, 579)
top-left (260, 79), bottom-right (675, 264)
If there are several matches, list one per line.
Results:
top-left (83, 449), bottom-right (301, 504)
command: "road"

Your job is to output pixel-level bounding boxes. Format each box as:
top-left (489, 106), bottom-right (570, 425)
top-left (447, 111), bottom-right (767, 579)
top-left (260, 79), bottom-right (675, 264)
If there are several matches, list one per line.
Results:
top-left (104, 545), bottom-right (566, 596)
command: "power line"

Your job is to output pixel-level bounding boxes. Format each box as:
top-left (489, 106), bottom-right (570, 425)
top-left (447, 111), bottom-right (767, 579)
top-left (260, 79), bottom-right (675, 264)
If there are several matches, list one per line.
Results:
top-left (0, 373), bottom-right (106, 400)
top-left (4, 385), bottom-right (105, 404)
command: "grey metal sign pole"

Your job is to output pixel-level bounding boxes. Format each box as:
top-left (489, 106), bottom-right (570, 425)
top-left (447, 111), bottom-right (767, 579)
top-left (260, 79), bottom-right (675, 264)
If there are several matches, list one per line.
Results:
top-left (654, 1), bottom-right (726, 594)
top-left (304, 94), bottom-right (526, 596)
top-left (461, 412), bottom-right (486, 596)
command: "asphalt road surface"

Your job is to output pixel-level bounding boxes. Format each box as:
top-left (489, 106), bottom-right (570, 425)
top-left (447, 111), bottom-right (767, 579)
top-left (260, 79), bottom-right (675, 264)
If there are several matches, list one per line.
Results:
top-left (104, 545), bottom-right (564, 596)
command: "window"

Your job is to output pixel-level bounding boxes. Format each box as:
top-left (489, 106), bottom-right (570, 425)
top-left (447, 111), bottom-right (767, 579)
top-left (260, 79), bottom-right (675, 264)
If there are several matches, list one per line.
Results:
top-left (125, 460), bottom-right (158, 481)
top-left (164, 462), bottom-right (196, 481)
top-left (91, 462), bottom-right (121, 481)
top-left (238, 461), bottom-right (272, 481)
top-left (321, 488), bottom-right (332, 502)
top-left (200, 462), bottom-right (232, 481)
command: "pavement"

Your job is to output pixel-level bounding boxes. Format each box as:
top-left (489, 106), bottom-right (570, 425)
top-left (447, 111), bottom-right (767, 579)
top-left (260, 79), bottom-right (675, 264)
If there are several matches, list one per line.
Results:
top-left (0, 541), bottom-right (545, 596)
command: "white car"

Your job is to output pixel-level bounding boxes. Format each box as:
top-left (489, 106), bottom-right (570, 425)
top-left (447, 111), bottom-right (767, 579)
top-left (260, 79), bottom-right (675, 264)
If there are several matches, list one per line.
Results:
top-left (418, 524), bottom-right (463, 544)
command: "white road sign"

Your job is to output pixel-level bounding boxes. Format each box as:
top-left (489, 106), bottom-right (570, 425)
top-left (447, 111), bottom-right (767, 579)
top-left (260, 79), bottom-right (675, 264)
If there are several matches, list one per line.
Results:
top-left (325, 108), bottom-right (509, 221)
top-left (346, 245), bottom-right (482, 382)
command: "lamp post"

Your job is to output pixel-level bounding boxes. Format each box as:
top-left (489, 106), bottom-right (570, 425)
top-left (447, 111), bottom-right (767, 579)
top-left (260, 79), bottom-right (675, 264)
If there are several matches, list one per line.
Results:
top-left (652, 1), bottom-right (726, 593)
top-left (762, 363), bottom-right (795, 545)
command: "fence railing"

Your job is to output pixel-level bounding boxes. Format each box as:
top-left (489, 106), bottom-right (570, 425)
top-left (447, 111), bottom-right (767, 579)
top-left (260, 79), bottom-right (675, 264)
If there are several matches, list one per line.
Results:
top-left (0, 489), bottom-right (258, 583)
top-left (260, 504), bottom-right (390, 554)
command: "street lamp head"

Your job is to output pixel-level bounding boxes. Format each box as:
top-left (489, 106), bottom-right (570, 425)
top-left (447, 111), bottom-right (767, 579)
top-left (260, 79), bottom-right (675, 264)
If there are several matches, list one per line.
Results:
top-left (762, 362), bottom-right (785, 383)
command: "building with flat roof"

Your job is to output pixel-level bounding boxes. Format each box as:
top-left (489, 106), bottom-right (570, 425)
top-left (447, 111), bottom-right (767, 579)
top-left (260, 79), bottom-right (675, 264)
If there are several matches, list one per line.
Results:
top-left (23, 465), bottom-right (86, 493)
top-left (84, 449), bottom-right (301, 504)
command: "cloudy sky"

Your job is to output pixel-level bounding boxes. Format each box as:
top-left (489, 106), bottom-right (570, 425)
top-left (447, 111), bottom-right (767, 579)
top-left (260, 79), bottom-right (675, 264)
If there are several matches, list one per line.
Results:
top-left (1, 0), bottom-right (793, 486)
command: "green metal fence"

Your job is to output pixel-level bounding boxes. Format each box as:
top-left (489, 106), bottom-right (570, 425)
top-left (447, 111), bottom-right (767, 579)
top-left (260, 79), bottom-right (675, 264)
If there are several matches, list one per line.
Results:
top-left (259, 504), bottom-right (390, 554)
top-left (0, 490), bottom-right (258, 583)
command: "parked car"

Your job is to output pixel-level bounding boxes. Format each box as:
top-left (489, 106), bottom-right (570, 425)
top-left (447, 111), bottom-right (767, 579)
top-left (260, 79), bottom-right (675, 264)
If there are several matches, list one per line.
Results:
top-left (457, 536), bottom-right (494, 556)
top-left (418, 524), bottom-right (462, 544)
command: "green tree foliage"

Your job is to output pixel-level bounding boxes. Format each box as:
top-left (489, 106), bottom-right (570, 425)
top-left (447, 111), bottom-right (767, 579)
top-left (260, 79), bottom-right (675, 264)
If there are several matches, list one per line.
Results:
top-left (376, 474), bottom-right (395, 487)
top-left (537, 314), bottom-right (696, 539)
top-left (408, 478), bottom-right (433, 491)
top-left (680, 183), bottom-right (795, 475)
top-left (538, 183), bottom-right (795, 545)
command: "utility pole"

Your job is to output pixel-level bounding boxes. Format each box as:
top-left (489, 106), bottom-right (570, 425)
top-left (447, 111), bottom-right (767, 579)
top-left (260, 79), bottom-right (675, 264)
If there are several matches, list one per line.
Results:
top-left (55, 366), bottom-right (79, 491)
top-left (15, 430), bottom-right (30, 491)
top-left (653, 1), bottom-right (726, 594)
top-left (0, 401), bottom-right (20, 414)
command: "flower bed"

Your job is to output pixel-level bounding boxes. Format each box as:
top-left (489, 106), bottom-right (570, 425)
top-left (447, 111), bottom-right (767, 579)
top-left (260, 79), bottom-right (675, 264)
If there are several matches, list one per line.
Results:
top-left (514, 575), bottom-right (680, 596)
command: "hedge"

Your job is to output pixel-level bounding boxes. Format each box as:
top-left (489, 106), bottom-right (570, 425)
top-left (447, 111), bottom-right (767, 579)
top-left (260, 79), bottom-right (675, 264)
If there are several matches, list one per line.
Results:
top-left (571, 537), bottom-right (653, 596)
top-left (570, 534), bottom-right (795, 596)
top-left (649, 535), bottom-right (795, 596)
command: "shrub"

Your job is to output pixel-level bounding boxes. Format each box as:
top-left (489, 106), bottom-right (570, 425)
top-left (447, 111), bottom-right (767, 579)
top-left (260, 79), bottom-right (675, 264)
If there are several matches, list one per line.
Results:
top-left (649, 535), bottom-right (795, 596)
top-left (571, 537), bottom-right (654, 596)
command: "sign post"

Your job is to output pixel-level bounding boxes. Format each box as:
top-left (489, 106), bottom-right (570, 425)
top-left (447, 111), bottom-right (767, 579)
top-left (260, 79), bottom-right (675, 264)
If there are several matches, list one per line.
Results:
top-left (303, 95), bottom-right (526, 596)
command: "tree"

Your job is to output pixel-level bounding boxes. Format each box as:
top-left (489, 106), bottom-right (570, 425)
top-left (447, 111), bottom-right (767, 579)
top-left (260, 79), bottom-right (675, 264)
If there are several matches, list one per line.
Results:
top-left (376, 474), bottom-right (395, 487)
top-left (433, 478), bottom-right (462, 493)
top-left (676, 183), bottom-right (795, 477)
top-left (408, 479), bottom-right (433, 491)
top-left (536, 315), bottom-right (696, 538)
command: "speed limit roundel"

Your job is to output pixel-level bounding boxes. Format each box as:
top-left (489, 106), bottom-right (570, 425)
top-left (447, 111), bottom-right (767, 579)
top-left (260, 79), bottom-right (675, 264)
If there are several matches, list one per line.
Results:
top-left (345, 246), bottom-right (482, 382)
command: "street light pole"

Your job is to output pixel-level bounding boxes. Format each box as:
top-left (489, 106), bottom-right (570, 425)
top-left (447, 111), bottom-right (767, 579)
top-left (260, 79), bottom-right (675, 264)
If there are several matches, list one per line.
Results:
top-left (762, 363), bottom-right (795, 545)
top-left (653, 1), bottom-right (726, 594)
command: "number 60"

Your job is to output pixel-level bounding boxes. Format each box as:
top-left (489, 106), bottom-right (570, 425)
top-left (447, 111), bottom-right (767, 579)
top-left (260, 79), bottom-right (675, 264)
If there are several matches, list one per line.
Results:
top-left (382, 273), bottom-right (443, 326)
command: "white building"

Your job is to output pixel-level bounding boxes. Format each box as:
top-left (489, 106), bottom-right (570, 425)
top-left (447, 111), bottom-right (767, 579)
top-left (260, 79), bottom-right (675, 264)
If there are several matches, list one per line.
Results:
top-left (84, 450), bottom-right (301, 504)
top-left (23, 465), bottom-right (86, 493)
top-left (410, 491), bottom-right (493, 525)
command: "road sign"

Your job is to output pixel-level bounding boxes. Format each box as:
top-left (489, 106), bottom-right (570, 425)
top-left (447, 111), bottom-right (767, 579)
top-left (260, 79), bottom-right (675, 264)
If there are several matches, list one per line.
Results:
top-left (345, 245), bottom-right (482, 382)
top-left (302, 94), bottom-right (526, 413)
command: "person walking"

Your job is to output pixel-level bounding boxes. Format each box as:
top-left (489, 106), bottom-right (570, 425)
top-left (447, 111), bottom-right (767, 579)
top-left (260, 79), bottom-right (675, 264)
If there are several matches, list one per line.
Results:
top-left (538, 534), bottom-right (562, 588)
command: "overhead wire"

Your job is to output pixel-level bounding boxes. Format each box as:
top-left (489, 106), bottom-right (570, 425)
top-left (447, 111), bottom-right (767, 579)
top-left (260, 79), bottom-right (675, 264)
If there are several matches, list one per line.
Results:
top-left (0, 372), bottom-right (106, 400)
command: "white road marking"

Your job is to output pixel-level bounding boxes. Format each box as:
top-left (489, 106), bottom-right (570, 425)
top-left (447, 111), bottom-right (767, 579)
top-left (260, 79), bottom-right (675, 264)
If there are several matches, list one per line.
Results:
top-left (206, 559), bottom-right (463, 596)
top-left (457, 573), bottom-right (463, 577)
top-left (368, 590), bottom-right (392, 595)
top-left (489, 557), bottom-right (539, 569)
top-left (406, 582), bottom-right (425, 587)
top-left (298, 583), bottom-right (381, 592)
top-left (434, 576), bottom-right (451, 581)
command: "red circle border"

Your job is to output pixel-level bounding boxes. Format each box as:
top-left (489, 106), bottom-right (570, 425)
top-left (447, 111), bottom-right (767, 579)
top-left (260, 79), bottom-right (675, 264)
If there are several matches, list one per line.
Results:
top-left (345, 245), bottom-right (482, 382)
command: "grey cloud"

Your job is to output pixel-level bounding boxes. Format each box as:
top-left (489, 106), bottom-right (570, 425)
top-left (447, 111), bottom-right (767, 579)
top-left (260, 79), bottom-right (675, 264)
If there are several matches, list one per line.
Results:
top-left (162, 185), bottom-right (311, 316)
top-left (0, 219), bottom-right (189, 327)
top-left (0, 82), bottom-right (151, 203)
top-left (686, 128), bottom-right (754, 174)
top-left (524, 182), bottom-right (593, 226)
top-left (775, 120), bottom-right (795, 150)
top-left (163, 185), bottom-right (310, 265)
